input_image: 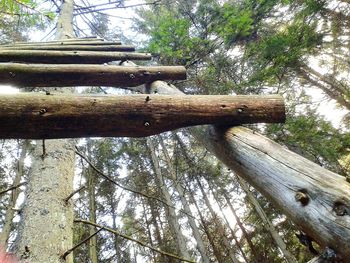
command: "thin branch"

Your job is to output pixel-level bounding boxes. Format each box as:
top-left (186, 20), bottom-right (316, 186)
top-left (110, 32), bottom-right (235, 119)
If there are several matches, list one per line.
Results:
top-left (62, 227), bottom-right (104, 259)
top-left (64, 186), bottom-right (86, 204)
top-left (75, 148), bottom-right (197, 220)
top-left (0, 182), bottom-right (27, 197)
top-left (74, 219), bottom-right (195, 263)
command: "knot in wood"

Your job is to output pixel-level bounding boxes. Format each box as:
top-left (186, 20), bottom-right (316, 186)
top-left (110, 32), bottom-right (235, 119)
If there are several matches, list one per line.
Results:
top-left (295, 191), bottom-right (309, 206)
top-left (333, 201), bottom-right (349, 216)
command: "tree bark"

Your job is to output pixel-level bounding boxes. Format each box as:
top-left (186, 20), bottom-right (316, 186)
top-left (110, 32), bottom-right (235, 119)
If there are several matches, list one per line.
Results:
top-left (0, 50), bottom-right (151, 64)
top-left (0, 140), bottom-right (29, 248)
top-left (0, 63), bottom-right (186, 88)
top-left (0, 93), bottom-right (285, 139)
top-left (145, 74), bottom-right (350, 260)
top-left (0, 44), bottom-right (135, 51)
top-left (14, 1), bottom-right (76, 262)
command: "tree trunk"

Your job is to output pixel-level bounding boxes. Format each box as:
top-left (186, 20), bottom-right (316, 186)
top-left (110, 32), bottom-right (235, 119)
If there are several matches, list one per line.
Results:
top-left (0, 140), bottom-right (29, 248)
top-left (236, 177), bottom-right (298, 263)
top-left (147, 138), bottom-right (191, 261)
top-left (146, 76), bottom-right (350, 259)
top-left (14, 1), bottom-right (76, 262)
top-left (87, 140), bottom-right (98, 263)
top-left (0, 63), bottom-right (186, 88)
top-left (0, 93), bottom-right (285, 139)
top-left (159, 136), bottom-right (211, 263)
top-left (0, 50), bottom-right (151, 64)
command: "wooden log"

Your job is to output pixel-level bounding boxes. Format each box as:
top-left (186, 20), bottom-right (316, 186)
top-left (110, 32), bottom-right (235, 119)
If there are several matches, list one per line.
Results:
top-left (0, 50), bottom-right (152, 64)
top-left (195, 126), bottom-right (350, 260)
top-left (0, 39), bottom-right (121, 48)
top-left (0, 37), bottom-right (107, 46)
top-left (0, 45), bottom-right (134, 52)
top-left (0, 93), bottom-right (285, 139)
top-left (141, 72), bottom-right (350, 260)
top-left (0, 63), bottom-right (186, 87)
top-left (0, 40), bottom-right (121, 47)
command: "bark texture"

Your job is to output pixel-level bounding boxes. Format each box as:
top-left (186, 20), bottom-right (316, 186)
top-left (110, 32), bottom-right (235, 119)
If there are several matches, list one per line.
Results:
top-left (144, 71), bottom-right (350, 260)
top-left (0, 93), bottom-right (285, 139)
top-left (14, 140), bottom-right (75, 263)
top-left (0, 50), bottom-right (151, 64)
top-left (0, 63), bottom-right (186, 87)
top-left (14, 0), bottom-right (76, 262)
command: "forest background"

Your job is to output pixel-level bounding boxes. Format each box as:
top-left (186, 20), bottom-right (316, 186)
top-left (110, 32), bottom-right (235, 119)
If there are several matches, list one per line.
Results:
top-left (0, 0), bottom-right (349, 262)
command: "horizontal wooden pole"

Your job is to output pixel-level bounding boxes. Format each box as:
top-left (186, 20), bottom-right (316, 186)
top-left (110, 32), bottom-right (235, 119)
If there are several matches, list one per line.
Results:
top-left (0, 50), bottom-right (152, 64)
top-left (0, 40), bottom-right (121, 47)
top-left (0, 45), bottom-right (134, 52)
top-left (0, 37), bottom-right (108, 46)
top-left (0, 94), bottom-right (285, 139)
top-left (0, 63), bottom-right (186, 87)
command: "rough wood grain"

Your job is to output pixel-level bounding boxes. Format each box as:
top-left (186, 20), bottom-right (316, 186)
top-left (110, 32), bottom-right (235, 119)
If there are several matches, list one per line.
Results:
top-left (0, 63), bottom-right (186, 87)
top-left (201, 126), bottom-right (350, 260)
top-left (0, 50), bottom-right (152, 64)
top-left (0, 45), bottom-right (134, 52)
top-left (124, 60), bottom-right (350, 261)
top-left (0, 93), bottom-right (285, 139)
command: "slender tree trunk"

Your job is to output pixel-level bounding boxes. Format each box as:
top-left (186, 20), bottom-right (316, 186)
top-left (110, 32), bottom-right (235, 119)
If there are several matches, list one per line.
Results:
top-left (187, 187), bottom-right (223, 262)
top-left (196, 178), bottom-right (247, 263)
top-left (14, 1), bottom-right (76, 262)
top-left (0, 140), bottom-right (29, 248)
top-left (236, 177), bottom-right (298, 263)
top-left (146, 138), bottom-right (191, 261)
top-left (159, 136), bottom-right (211, 263)
top-left (87, 141), bottom-right (98, 263)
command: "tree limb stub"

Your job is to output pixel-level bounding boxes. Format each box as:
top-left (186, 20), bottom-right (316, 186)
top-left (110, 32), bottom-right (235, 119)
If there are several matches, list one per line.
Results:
top-left (0, 63), bottom-right (186, 87)
top-left (0, 45), bottom-right (134, 52)
top-left (0, 93), bottom-right (284, 139)
top-left (0, 50), bottom-right (152, 64)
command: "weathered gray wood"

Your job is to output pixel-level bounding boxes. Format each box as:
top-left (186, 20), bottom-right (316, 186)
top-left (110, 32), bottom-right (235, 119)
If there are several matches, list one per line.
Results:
top-left (0, 50), bottom-right (152, 64)
top-left (0, 45), bottom-right (134, 52)
top-left (0, 63), bottom-right (186, 87)
top-left (0, 93), bottom-right (285, 139)
top-left (196, 126), bottom-right (350, 259)
top-left (140, 68), bottom-right (350, 260)
top-left (0, 37), bottom-right (105, 46)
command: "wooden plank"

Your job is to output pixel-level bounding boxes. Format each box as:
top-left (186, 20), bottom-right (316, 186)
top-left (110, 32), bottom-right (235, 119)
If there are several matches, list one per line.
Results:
top-left (0, 40), bottom-right (122, 47)
top-left (0, 63), bottom-right (186, 87)
top-left (0, 93), bottom-right (285, 139)
top-left (0, 50), bottom-right (152, 64)
top-left (0, 45), bottom-right (134, 52)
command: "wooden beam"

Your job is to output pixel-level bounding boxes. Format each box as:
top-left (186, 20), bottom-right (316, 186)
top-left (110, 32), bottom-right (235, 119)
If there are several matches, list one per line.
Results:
top-left (0, 63), bottom-right (186, 87)
top-left (0, 40), bottom-right (121, 47)
top-left (0, 45), bottom-right (134, 52)
top-left (0, 93), bottom-right (285, 139)
top-left (0, 50), bottom-right (152, 64)
top-left (0, 37), bottom-right (108, 46)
